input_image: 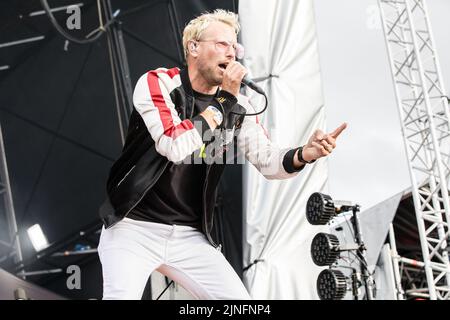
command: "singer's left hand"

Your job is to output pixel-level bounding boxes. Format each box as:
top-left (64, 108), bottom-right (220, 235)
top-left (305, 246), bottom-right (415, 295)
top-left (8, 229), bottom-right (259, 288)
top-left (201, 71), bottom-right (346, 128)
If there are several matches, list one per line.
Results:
top-left (297, 123), bottom-right (347, 165)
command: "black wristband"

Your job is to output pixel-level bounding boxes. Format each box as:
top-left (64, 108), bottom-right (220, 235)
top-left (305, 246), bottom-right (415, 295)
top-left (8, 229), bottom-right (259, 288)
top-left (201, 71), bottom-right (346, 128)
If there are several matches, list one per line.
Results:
top-left (297, 146), bottom-right (316, 164)
top-left (283, 148), bottom-right (305, 173)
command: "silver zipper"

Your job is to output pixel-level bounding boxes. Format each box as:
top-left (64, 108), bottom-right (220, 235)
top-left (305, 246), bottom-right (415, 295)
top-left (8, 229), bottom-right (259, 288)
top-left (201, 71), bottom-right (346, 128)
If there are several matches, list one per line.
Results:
top-left (116, 165), bottom-right (136, 187)
top-left (121, 162), bottom-right (169, 218)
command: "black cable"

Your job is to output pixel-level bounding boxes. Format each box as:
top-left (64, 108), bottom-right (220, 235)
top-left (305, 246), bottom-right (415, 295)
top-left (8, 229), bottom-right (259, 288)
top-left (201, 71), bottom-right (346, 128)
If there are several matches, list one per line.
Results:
top-left (40, 0), bottom-right (107, 44)
top-left (343, 213), bottom-right (357, 243)
top-left (349, 250), bottom-right (377, 299)
top-left (230, 88), bottom-right (268, 117)
top-left (243, 259), bottom-right (265, 272)
top-left (349, 250), bottom-right (375, 277)
top-left (213, 86), bottom-right (269, 121)
top-left (156, 280), bottom-right (174, 300)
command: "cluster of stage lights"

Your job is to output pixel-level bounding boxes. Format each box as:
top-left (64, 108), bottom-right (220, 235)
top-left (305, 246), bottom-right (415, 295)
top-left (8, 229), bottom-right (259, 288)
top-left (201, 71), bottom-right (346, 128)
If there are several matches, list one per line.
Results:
top-left (307, 192), bottom-right (351, 300)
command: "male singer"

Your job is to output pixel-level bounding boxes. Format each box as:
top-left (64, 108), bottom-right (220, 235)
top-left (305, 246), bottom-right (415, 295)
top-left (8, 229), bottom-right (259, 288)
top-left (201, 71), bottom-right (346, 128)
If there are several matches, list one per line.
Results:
top-left (97, 9), bottom-right (347, 299)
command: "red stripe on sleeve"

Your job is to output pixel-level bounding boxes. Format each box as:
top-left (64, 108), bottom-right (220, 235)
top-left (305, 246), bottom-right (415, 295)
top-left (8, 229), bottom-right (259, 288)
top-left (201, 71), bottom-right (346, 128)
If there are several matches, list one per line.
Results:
top-left (147, 69), bottom-right (194, 140)
top-left (255, 115), bottom-right (269, 138)
top-left (166, 67), bottom-right (180, 79)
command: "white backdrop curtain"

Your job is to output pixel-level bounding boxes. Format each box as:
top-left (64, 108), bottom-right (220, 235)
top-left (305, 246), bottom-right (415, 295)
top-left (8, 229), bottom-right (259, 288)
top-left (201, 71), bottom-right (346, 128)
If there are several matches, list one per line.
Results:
top-left (239, 0), bottom-right (329, 299)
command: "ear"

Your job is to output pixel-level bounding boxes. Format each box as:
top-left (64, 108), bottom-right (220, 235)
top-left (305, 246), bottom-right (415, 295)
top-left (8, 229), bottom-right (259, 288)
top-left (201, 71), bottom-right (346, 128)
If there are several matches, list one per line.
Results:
top-left (189, 41), bottom-right (198, 56)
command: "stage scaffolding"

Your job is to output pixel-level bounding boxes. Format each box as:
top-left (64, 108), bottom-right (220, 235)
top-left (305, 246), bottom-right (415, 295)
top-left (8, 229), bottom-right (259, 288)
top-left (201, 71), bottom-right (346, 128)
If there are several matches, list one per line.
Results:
top-left (379, 0), bottom-right (450, 300)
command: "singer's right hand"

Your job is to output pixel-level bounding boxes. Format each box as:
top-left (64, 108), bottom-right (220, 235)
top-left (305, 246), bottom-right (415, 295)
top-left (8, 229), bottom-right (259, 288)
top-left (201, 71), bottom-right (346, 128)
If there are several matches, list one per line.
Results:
top-left (221, 61), bottom-right (247, 98)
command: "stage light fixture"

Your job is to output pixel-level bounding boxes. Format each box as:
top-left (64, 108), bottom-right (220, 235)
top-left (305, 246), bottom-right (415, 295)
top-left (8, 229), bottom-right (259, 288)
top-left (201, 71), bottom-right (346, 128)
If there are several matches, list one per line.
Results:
top-left (306, 192), bottom-right (335, 225)
top-left (308, 192), bottom-right (376, 300)
top-left (311, 233), bottom-right (340, 266)
top-left (317, 269), bottom-right (347, 300)
top-left (27, 224), bottom-right (49, 252)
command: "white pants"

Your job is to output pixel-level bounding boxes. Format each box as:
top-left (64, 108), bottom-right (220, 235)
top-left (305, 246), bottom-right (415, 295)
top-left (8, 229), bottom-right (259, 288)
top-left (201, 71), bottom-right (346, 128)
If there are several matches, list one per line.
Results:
top-left (97, 217), bottom-right (251, 300)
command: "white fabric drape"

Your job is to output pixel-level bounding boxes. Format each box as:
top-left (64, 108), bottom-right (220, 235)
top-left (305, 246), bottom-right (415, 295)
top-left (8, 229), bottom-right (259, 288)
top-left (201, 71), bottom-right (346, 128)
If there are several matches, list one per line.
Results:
top-left (239, 0), bottom-right (329, 299)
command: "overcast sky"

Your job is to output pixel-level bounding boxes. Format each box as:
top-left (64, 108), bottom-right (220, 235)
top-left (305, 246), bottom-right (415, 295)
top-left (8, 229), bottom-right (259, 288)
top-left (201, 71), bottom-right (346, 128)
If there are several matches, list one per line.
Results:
top-left (314, 0), bottom-right (450, 211)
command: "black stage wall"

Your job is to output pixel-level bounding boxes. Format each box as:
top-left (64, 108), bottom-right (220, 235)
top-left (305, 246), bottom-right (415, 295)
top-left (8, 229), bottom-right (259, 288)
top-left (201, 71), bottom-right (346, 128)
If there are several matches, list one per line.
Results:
top-left (0, 0), bottom-right (241, 299)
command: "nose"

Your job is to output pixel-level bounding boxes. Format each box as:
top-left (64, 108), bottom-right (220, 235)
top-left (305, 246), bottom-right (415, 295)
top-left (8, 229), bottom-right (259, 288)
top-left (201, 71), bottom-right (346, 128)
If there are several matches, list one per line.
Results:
top-left (225, 47), bottom-right (236, 59)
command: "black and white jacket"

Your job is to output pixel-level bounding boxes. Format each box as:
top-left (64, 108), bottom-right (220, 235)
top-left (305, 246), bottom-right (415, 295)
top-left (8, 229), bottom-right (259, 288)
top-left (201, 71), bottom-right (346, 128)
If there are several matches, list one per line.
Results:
top-left (99, 66), bottom-right (302, 247)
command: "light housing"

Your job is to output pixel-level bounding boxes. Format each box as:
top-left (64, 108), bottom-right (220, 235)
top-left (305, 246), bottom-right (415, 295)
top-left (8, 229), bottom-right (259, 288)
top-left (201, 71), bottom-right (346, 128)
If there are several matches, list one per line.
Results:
top-left (317, 269), bottom-right (347, 300)
top-left (306, 192), bottom-right (335, 225)
top-left (311, 233), bottom-right (340, 266)
top-left (27, 224), bottom-right (49, 252)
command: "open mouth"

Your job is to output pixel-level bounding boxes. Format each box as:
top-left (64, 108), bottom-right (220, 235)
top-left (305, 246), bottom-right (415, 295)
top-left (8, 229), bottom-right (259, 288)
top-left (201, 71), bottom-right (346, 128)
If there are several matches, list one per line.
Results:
top-left (218, 63), bottom-right (228, 71)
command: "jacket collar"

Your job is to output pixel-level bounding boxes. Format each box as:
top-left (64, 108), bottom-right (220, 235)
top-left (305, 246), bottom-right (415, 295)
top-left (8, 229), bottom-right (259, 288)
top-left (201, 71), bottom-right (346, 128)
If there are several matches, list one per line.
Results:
top-left (180, 67), bottom-right (220, 98)
top-left (179, 67), bottom-right (220, 119)
top-left (180, 67), bottom-right (194, 98)
top-left (179, 68), bottom-right (193, 119)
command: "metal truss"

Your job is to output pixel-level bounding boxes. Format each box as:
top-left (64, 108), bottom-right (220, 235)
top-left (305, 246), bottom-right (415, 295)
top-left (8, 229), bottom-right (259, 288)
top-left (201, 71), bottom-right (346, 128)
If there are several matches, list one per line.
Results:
top-left (379, 0), bottom-right (450, 299)
top-left (0, 124), bottom-right (23, 270)
top-left (389, 221), bottom-right (450, 300)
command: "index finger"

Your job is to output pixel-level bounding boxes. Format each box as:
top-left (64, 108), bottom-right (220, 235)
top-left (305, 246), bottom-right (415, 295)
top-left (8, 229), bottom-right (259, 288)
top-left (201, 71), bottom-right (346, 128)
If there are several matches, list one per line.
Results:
top-left (329, 123), bottom-right (347, 139)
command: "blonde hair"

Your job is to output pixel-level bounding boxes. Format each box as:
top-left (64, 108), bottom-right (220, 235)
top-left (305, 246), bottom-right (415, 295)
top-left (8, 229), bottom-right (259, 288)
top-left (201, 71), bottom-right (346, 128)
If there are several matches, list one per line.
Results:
top-left (182, 9), bottom-right (240, 59)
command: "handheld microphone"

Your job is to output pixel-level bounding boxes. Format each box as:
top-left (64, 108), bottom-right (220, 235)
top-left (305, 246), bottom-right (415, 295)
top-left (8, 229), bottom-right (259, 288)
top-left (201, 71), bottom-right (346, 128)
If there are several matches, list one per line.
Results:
top-left (241, 76), bottom-right (265, 95)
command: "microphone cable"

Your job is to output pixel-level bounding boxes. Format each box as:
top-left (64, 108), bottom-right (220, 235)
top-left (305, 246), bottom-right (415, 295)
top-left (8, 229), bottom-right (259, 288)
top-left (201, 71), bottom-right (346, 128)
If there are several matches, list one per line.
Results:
top-left (216, 82), bottom-right (269, 118)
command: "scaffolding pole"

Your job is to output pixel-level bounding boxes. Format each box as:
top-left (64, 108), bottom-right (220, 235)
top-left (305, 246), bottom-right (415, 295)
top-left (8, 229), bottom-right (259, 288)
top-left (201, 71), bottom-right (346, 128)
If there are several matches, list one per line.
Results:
top-left (0, 124), bottom-right (23, 272)
top-left (379, 0), bottom-right (450, 300)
